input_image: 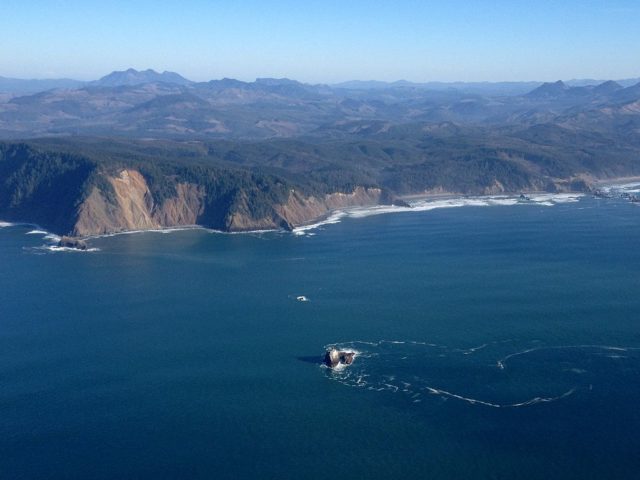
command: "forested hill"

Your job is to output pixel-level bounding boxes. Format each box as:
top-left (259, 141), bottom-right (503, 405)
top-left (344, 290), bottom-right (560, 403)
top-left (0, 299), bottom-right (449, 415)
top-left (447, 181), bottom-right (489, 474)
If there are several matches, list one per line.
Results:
top-left (1, 126), bottom-right (638, 236)
top-left (1, 71), bottom-right (639, 236)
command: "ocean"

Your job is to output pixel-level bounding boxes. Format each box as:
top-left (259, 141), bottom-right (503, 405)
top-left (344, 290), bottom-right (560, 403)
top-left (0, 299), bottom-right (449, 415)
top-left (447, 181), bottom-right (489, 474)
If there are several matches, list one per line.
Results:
top-left (1, 189), bottom-right (639, 479)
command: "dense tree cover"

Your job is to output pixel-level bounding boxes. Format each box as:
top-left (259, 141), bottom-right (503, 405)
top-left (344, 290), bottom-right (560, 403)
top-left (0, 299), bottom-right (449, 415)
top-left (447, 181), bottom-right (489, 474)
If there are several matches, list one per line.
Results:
top-left (0, 143), bottom-right (96, 231)
top-left (2, 118), bottom-right (639, 233)
top-left (2, 75), bottom-right (639, 234)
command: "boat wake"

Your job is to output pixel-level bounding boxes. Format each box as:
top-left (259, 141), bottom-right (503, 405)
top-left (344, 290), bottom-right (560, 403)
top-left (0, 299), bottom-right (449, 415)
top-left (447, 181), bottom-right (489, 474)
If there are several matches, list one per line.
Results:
top-left (323, 340), bottom-right (640, 408)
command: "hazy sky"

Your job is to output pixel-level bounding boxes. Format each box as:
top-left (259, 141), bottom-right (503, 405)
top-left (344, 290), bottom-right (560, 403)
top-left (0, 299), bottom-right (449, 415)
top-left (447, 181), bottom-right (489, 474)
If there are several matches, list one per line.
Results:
top-left (1, 0), bottom-right (639, 83)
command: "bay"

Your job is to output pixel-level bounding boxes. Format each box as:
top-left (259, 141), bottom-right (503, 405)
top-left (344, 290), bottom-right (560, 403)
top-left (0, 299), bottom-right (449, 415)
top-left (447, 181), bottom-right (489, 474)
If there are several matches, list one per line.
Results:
top-left (1, 196), bottom-right (639, 479)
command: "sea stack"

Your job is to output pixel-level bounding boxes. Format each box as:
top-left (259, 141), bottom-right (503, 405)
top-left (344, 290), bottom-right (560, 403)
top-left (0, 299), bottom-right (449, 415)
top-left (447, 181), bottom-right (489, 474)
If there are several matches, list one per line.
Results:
top-left (58, 236), bottom-right (88, 250)
top-left (324, 348), bottom-right (355, 368)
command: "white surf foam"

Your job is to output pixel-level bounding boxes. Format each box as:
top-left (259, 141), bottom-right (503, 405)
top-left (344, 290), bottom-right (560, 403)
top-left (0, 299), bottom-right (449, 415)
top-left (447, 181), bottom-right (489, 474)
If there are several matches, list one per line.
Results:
top-left (43, 233), bottom-right (61, 243)
top-left (88, 225), bottom-right (285, 240)
top-left (293, 193), bottom-right (585, 235)
top-left (35, 245), bottom-right (100, 253)
top-left (327, 350), bottom-right (360, 373)
top-left (293, 211), bottom-right (346, 235)
top-left (26, 229), bottom-right (48, 235)
top-left (87, 225), bottom-right (204, 239)
top-left (528, 193), bottom-right (582, 204)
top-left (602, 181), bottom-right (640, 192)
top-left (0, 221), bottom-right (14, 227)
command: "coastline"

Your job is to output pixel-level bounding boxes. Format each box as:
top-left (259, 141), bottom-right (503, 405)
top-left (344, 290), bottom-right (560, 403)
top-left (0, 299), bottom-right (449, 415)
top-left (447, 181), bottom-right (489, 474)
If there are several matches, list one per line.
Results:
top-left (590, 175), bottom-right (640, 187)
top-left (3, 177), bottom-right (637, 241)
top-left (0, 191), bottom-right (588, 240)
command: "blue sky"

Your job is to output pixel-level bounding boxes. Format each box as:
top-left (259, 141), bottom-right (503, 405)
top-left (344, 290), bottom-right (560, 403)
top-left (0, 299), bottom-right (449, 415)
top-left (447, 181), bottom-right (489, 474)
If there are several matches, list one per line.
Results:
top-left (1, 0), bottom-right (639, 82)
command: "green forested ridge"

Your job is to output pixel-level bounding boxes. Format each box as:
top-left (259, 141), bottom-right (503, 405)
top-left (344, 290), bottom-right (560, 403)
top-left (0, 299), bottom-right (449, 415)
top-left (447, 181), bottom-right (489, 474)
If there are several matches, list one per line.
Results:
top-left (1, 123), bottom-right (637, 234)
top-left (0, 143), bottom-right (97, 232)
top-left (1, 75), bottom-right (640, 234)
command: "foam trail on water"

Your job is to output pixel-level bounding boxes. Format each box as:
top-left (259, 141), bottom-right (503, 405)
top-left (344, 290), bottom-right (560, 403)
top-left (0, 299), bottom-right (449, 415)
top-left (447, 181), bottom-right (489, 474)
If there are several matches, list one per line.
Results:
top-left (496, 344), bottom-right (636, 370)
top-left (0, 221), bottom-right (15, 227)
top-left (460, 343), bottom-right (489, 355)
top-left (424, 386), bottom-right (576, 408)
top-left (324, 340), bottom-right (639, 409)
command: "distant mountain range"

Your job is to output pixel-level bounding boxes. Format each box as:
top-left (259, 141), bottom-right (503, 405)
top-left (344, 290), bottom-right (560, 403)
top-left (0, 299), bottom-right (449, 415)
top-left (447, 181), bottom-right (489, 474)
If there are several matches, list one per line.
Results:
top-left (525, 79), bottom-right (629, 99)
top-left (1, 68), bottom-right (639, 237)
top-left (1, 68), bottom-right (639, 95)
top-left (1, 68), bottom-right (638, 141)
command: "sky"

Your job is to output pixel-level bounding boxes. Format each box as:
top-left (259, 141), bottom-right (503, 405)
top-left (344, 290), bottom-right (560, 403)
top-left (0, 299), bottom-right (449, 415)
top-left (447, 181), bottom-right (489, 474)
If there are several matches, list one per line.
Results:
top-left (1, 0), bottom-right (639, 83)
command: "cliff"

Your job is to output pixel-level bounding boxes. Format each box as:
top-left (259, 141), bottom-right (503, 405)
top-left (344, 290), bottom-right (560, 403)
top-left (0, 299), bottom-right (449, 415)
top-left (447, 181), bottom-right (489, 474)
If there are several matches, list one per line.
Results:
top-left (0, 144), bottom-right (388, 236)
top-left (74, 170), bottom-right (206, 235)
top-left (0, 138), bottom-right (620, 237)
top-left (73, 169), bottom-right (384, 236)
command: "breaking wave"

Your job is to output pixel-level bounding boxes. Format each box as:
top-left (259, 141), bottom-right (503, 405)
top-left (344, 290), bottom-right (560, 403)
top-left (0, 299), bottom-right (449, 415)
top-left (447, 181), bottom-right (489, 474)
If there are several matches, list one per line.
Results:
top-left (599, 181), bottom-right (640, 195)
top-left (323, 340), bottom-right (639, 408)
top-left (86, 225), bottom-right (202, 239)
top-left (42, 233), bottom-right (61, 242)
top-left (293, 211), bottom-right (346, 236)
top-left (23, 231), bottom-right (100, 253)
top-left (294, 193), bottom-right (584, 235)
top-left (33, 245), bottom-right (100, 253)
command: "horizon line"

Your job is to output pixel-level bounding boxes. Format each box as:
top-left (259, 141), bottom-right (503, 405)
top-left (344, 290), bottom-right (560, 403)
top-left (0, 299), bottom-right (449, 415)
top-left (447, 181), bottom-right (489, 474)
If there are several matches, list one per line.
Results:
top-left (2, 68), bottom-right (640, 86)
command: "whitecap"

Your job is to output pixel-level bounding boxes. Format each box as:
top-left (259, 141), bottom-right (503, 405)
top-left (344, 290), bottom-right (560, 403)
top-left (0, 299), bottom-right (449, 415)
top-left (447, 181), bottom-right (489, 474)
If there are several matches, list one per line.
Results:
top-left (43, 233), bottom-right (61, 243)
top-left (0, 221), bottom-right (14, 227)
top-left (26, 229), bottom-right (48, 235)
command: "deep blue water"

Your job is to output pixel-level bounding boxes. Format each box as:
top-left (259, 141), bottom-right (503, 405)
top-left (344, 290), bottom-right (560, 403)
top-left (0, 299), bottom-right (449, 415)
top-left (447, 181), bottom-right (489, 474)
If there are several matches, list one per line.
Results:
top-left (1, 196), bottom-right (639, 479)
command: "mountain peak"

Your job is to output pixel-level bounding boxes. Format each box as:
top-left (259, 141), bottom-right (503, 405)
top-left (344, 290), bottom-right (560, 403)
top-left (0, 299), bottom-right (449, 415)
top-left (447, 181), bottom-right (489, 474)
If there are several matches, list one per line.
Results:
top-left (526, 80), bottom-right (569, 98)
top-left (593, 80), bottom-right (623, 94)
top-left (93, 68), bottom-right (192, 87)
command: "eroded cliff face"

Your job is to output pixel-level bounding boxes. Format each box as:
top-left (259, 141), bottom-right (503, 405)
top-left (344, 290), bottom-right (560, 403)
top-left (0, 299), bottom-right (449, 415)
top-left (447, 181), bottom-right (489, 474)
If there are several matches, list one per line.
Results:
top-left (74, 169), bottom-right (206, 236)
top-left (276, 187), bottom-right (382, 226)
top-left (56, 166), bottom-right (595, 237)
top-left (71, 169), bottom-right (384, 237)
top-left (226, 186), bottom-right (383, 232)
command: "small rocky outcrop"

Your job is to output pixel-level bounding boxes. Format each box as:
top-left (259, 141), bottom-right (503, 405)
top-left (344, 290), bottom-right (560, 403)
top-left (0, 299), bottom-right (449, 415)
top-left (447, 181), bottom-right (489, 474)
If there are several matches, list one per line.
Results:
top-left (58, 236), bottom-right (88, 250)
top-left (391, 198), bottom-right (411, 208)
top-left (380, 190), bottom-right (412, 208)
top-left (324, 348), bottom-right (355, 368)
